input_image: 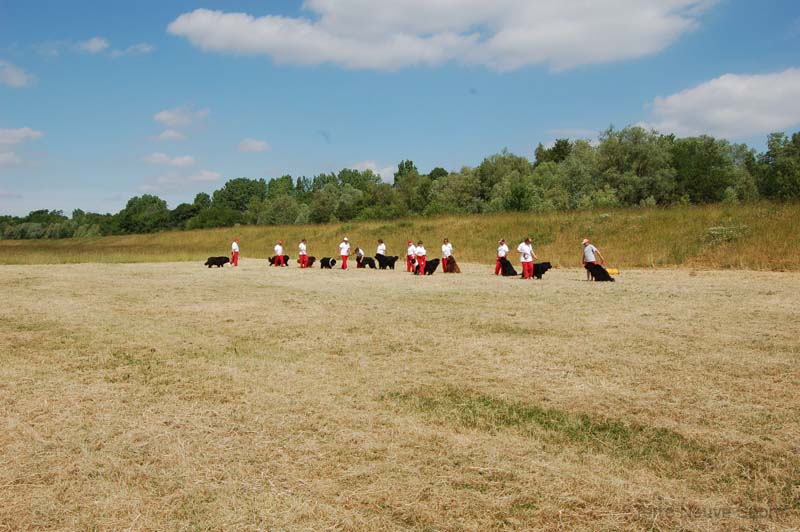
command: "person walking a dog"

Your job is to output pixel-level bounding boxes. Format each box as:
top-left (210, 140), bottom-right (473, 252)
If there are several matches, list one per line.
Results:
top-left (495, 238), bottom-right (509, 275)
top-left (339, 237), bottom-right (351, 270)
top-left (517, 237), bottom-right (537, 280)
top-left (441, 238), bottom-right (453, 272)
top-left (376, 239), bottom-right (386, 258)
top-left (298, 238), bottom-right (308, 268)
top-left (273, 240), bottom-right (285, 266)
top-left (406, 240), bottom-right (416, 273)
top-left (582, 238), bottom-right (605, 280)
top-left (231, 237), bottom-right (240, 267)
top-left (415, 240), bottom-right (427, 275)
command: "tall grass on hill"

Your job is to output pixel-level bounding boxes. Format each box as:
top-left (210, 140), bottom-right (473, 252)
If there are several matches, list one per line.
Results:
top-left (0, 202), bottom-right (797, 270)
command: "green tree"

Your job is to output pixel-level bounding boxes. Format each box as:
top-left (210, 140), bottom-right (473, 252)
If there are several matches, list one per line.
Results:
top-left (212, 178), bottom-right (267, 211)
top-left (116, 195), bottom-right (169, 234)
top-left (534, 139), bottom-right (573, 166)
top-left (757, 132), bottom-right (800, 199)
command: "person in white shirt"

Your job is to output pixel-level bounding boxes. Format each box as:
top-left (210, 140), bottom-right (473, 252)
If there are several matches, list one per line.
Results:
top-left (376, 239), bottom-right (387, 257)
top-left (231, 237), bottom-right (240, 267)
top-left (273, 240), bottom-right (285, 266)
top-left (441, 238), bottom-right (453, 272)
top-left (495, 239), bottom-right (509, 275)
top-left (298, 239), bottom-right (308, 268)
top-left (517, 237), bottom-right (537, 279)
top-left (414, 240), bottom-right (427, 275)
top-left (339, 237), bottom-right (351, 270)
top-left (406, 240), bottom-right (416, 273)
top-left (582, 238), bottom-right (606, 280)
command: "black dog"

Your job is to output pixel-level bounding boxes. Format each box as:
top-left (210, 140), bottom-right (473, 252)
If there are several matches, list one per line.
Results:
top-left (320, 257), bottom-right (337, 269)
top-left (375, 254), bottom-right (399, 270)
top-left (306, 256), bottom-right (317, 268)
top-left (415, 258), bottom-right (440, 275)
top-left (586, 263), bottom-right (615, 282)
top-left (533, 262), bottom-right (552, 279)
top-left (204, 256), bottom-right (230, 268)
top-left (268, 255), bottom-right (290, 267)
top-left (498, 257), bottom-right (518, 277)
top-left (357, 256), bottom-right (377, 269)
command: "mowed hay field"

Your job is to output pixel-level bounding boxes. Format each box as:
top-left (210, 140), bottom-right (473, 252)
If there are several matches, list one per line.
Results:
top-left (1, 261), bottom-right (799, 531)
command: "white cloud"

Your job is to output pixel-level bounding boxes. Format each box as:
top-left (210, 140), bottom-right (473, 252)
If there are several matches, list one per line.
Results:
top-left (238, 137), bottom-right (271, 152)
top-left (157, 129), bottom-right (186, 141)
top-left (642, 68), bottom-right (800, 138)
top-left (0, 128), bottom-right (43, 145)
top-left (141, 169), bottom-right (221, 192)
top-left (153, 107), bottom-right (209, 128)
top-left (0, 152), bottom-right (21, 165)
top-left (110, 43), bottom-right (156, 58)
top-left (0, 128), bottom-right (43, 166)
top-left (143, 152), bottom-right (195, 167)
top-left (168, 1), bottom-right (716, 71)
top-left (0, 60), bottom-right (35, 87)
top-left (350, 160), bottom-right (395, 182)
top-left (78, 37), bottom-right (110, 54)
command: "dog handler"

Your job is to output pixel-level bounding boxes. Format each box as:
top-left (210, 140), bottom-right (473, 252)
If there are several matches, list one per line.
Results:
top-left (231, 237), bottom-right (240, 267)
top-left (517, 237), bottom-right (537, 280)
top-left (298, 238), bottom-right (308, 268)
top-left (582, 238), bottom-right (605, 280)
top-left (406, 240), bottom-right (416, 273)
top-left (274, 240), bottom-right (285, 266)
top-left (441, 238), bottom-right (453, 272)
top-left (376, 239), bottom-right (386, 257)
top-left (339, 237), bottom-right (350, 270)
top-left (415, 240), bottom-right (427, 275)
top-left (495, 239), bottom-right (509, 275)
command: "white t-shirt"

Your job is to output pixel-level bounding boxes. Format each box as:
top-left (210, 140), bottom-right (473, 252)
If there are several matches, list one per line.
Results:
top-left (415, 245), bottom-right (426, 257)
top-left (407, 244), bottom-right (416, 256)
top-left (583, 244), bottom-right (598, 263)
top-left (339, 242), bottom-right (350, 256)
top-left (232, 241), bottom-right (239, 252)
top-left (298, 242), bottom-right (307, 255)
top-left (497, 243), bottom-right (509, 258)
top-left (274, 244), bottom-right (283, 255)
top-left (377, 243), bottom-right (386, 255)
top-left (355, 247), bottom-right (364, 258)
top-left (442, 242), bottom-right (453, 258)
top-left (517, 242), bottom-right (533, 263)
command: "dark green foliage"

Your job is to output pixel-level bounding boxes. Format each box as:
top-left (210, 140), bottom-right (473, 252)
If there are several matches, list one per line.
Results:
top-left (2, 129), bottom-right (798, 239)
top-left (211, 177), bottom-right (267, 211)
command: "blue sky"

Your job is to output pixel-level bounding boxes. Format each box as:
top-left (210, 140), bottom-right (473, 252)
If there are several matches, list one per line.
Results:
top-left (1, 0), bottom-right (799, 216)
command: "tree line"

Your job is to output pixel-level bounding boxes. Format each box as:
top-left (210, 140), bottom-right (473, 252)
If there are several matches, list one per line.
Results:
top-left (2, 126), bottom-right (799, 240)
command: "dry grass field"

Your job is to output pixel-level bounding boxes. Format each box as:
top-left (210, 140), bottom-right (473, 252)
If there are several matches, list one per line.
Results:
top-left (1, 260), bottom-right (799, 531)
top-left (2, 202), bottom-right (799, 271)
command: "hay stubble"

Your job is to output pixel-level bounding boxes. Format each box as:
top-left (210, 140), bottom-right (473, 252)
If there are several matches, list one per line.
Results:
top-left (1, 261), bottom-right (798, 530)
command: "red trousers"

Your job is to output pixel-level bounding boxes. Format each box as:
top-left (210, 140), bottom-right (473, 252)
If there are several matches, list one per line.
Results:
top-left (416, 256), bottom-right (426, 275)
top-left (231, 251), bottom-right (239, 266)
top-left (341, 255), bottom-right (348, 269)
top-left (275, 254), bottom-right (285, 267)
top-left (522, 262), bottom-right (533, 279)
top-left (442, 257), bottom-right (448, 272)
top-left (407, 255), bottom-right (414, 272)
top-left (495, 257), bottom-right (502, 275)
top-left (299, 255), bottom-right (308, 268)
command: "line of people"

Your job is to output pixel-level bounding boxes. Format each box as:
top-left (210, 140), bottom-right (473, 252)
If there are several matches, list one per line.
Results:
top-left (229, 235), bottom-right (607, 279)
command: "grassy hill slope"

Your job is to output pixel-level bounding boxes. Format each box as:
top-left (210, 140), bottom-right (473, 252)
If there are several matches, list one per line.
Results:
top-left (1, 202), bottom-right (798, 270)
